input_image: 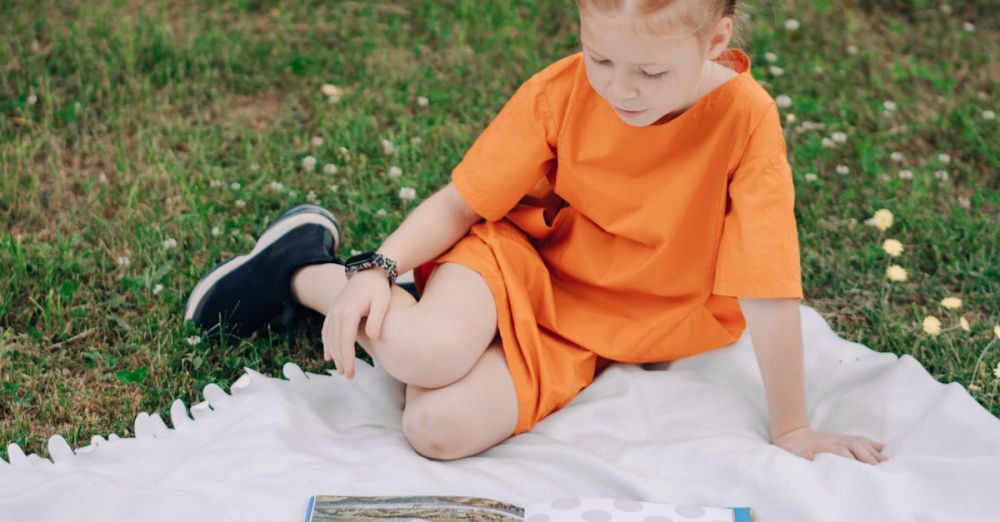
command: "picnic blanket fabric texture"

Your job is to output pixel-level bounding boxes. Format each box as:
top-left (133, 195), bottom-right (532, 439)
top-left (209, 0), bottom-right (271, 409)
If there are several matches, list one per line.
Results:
top-left (2, 304), bottom-right (999, 522)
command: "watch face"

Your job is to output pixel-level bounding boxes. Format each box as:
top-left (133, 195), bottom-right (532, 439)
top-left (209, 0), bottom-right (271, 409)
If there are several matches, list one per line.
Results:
top-left (345, 252), bottom-right (378, 267)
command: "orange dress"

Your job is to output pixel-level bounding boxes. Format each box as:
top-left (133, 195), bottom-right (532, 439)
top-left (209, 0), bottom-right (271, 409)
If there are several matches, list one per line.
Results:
top-left (414, 48), bottom-right (803, 435)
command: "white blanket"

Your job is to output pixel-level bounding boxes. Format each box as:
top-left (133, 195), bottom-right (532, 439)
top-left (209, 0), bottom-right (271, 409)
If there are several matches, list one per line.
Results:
top-left (3, 304), bottom-right (999, 522)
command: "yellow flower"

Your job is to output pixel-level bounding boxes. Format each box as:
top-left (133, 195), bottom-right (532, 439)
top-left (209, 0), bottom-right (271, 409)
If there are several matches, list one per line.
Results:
top-left (995, 325), bottom-right (1000, 339)
top-left (881, 239), bottom-right (904, 257)
top-left (940, 297), bottom-right (962, 309)
top-left (873, 209), bottom-right (894, 231)
top-left (959, 317), bottom-right (970, 331)
top-left (886, 264), bottom-right (908, 282)
top-left (922, 316), bottom-right (941, 336)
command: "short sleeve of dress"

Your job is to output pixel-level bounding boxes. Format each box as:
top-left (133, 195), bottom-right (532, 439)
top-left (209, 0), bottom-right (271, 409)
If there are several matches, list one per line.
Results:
top-left (712, 101), bottom-right (804, 299)
top-left (451, 72), bottom-right (558, 222)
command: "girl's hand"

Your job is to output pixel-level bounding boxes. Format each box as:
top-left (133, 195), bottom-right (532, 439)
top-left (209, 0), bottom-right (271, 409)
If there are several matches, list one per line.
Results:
top-left (322, 268), bottom-right (391, 380)
top-left (772, 426), bottom-right (888, 465)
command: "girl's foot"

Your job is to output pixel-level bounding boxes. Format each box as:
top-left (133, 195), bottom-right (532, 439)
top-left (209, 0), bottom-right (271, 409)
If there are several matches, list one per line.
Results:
top-left (183, 204), bottom-right (343, 340)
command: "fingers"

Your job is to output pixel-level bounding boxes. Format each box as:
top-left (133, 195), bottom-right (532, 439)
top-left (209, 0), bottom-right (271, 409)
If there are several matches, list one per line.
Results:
top-left (340, 310), bottom-right (361, 380)
top-left (366, 290), bottom-right (390, 340)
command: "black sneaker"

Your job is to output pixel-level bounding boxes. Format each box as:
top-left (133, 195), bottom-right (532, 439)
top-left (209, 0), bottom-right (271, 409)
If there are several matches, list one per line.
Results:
top-left (183, 204), bottom-right (343, 340)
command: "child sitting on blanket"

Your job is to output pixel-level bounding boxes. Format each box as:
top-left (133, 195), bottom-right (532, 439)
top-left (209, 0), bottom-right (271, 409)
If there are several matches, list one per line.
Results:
top-left (185, 0), bottom-right (888, 465)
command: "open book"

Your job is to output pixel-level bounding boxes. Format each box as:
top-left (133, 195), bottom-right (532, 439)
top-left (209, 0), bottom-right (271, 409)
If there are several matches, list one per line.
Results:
top-left (305, 495), bottom-right (752, 521)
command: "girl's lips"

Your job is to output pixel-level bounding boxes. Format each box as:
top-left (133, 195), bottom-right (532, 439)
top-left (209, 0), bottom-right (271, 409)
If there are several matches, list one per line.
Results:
top-left (614, 106), bottom-right (646, 116)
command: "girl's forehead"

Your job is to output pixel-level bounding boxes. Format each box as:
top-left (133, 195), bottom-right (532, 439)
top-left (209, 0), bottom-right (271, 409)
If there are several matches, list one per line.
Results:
top-left (580, 13), bottom-right (696, 66)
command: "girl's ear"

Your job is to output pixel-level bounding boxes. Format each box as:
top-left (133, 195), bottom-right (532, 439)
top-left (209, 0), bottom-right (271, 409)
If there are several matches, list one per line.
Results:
top-left (705, 16), bottom-right (734, 59)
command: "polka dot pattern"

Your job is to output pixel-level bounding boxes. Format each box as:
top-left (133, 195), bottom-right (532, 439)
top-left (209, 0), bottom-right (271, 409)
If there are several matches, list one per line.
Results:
top-left (528, 496), bottom-right (740, 521)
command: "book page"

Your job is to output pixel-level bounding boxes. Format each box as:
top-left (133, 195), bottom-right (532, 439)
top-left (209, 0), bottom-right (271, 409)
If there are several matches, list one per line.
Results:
top-left (524, 496), bottom-right (747, 522)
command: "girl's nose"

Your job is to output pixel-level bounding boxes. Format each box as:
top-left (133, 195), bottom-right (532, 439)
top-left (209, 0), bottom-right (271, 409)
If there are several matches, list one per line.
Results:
top-left (607, 74), bottom-right (638, 101)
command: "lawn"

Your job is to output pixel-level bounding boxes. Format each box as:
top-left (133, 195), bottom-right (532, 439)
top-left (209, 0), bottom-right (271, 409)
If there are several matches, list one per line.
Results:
top-left (1, 0), bottom-right (997, 462)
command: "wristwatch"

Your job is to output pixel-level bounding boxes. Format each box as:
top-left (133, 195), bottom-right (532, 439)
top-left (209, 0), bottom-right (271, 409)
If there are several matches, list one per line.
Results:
top-left (343, 250), bottom-right (399, 286)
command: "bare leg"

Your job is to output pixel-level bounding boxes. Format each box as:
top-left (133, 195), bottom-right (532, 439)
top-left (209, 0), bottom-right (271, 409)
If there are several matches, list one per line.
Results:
top-left (289, 262), bottom-right (498, 389)
top-left (402, 339), bottom-right (519, 460)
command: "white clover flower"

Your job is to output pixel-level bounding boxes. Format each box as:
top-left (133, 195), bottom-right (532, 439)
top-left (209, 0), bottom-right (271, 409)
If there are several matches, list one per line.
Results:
top-left (117, 256), bottom-right (130, 267)
top-left (804, 173), bottom-right (818, 182)
top-left (323, 163), bottom-right (338, 174)
top-left (230, 181), bottom-right (241, 191)
top-left (890, 151), bottom-right (904, 162)
top-left (321, 84), bottom-right (343, 97)
top-left (769, 66), bottom-right (784, 76)
top-left (922, 316), bottom-right (941, 336)
top-left (410, 136), bottom-right (423, 146)
top-left (982, 110), bottom-right (996, 120)
top-left (306, 190), bottom-right (317, 203)
top-left (350, 249), bottom-right (362, 256)
top-left (250, 163), bottom-right (259, 172)
top-left (831, 131), bottom-right (847, 143)
top-left (288, 190), bottom-right (298, 198)
top-left (785, 113), bottom-right (796, 124)
top-left (162, 238), bottom-right (178, 249)
top-left (940, 297), bottom-right (962, 309)
top-left (382, 139), bottom-right (396, 155)
top-left (873, 208), bottom-right (894, 231)
top-left (883, 100), bottom-right (897, 112)
top-left (821, 137), bottom-right (835, 149)
top-left (940, 4), bottom-right (952, 14)
top-left (417, 96), bottom-right (429, 107)
top-left (328, 184), bottom-right (339, 192)
top-left (375, 208), bottom-right (387, 217)
top-left (957, 195), bottom-right (970, 209)
top-left (311, 136), bottom-right (324, 147)
top-left (339, 146), bottom-right (349, 156)
top-left (898, 170), bottom-right (913, 180)
top-left (881, 239), bottom-right (903, 257)
top-left (934, 170), bottom-right (949, 181)
top-left (959, 317), bottom-right (970, 332)
top-left (269, 181), bottom-right (285, 192)
top-left (963, 22), bottom-right (975, 33)
top-left (211, 226), bottom-right (222, 237)
top-left (302, 155), bottom-right (317, 171)
top-left (836, 164), bottom-right (850, 175)
top-left (210, 179), bottom-right (223, 188)
top-left (398, 187), bottom-right (416, 201)
top-left (813, 65), bottom-right (824, 74)
top-left (847, 45), bottom-right (859, 56)
top-left (186, 335), bottom-right (201, 346)
top-left (235, 199), bottom-right (246, 208)
top-left (775, 95), bottom-right (792, 108)
top-left (784, 19), bottom-right (800, 31)
top-left (937, 153), bottom-right (951, 164)
top-left (764, 52), bottom-right (778, 63)
top-left (27, 94), bottom-right (37, 105)
top-left (886, 264), bottom-right (907, 282)
top-left (99, 172), bottom-right (108, 183)
top-left (994, 325), bottom-right (1000, 340)
top-left (388, 166), bottom-right (403, 178)
top-left (152, 283), bottom-right (163, 295)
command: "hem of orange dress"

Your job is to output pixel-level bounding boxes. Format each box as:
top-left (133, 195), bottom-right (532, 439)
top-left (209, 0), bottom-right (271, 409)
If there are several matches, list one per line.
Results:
top-left (432, 245), bottom-right (537, 436)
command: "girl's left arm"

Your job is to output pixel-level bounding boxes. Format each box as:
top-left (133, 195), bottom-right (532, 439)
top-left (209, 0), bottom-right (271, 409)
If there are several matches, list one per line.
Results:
top-left (739, 297), bottom-right (888, 465)
top-left (737, 297), bottom-right (809, 440)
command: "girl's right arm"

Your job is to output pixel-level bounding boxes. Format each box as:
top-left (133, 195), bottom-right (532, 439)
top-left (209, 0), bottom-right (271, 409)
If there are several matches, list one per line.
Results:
top-left (375, 181), bottom-right (481, 276)
top-left (323, 181), bottom-right (483, 377)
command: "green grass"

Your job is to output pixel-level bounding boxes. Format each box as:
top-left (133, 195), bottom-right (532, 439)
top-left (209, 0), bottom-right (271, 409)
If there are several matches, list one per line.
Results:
top-left (1, 0), bottom-right (997, 462)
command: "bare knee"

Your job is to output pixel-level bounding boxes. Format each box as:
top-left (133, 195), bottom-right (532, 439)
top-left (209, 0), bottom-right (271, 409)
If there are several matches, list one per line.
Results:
top-left (401, 405), bottom-right (475, 460)
top-left (368, 298), bottom-right (497, 389)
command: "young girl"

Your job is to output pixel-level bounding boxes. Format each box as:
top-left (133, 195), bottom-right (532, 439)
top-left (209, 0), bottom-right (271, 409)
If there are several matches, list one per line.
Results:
top-left (186, 0), bottom-right (888, 465)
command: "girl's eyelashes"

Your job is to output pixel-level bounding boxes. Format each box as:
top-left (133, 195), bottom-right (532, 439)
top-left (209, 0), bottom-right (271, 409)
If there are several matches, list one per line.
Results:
top-left (588, 55), bottom-right (669, 79)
